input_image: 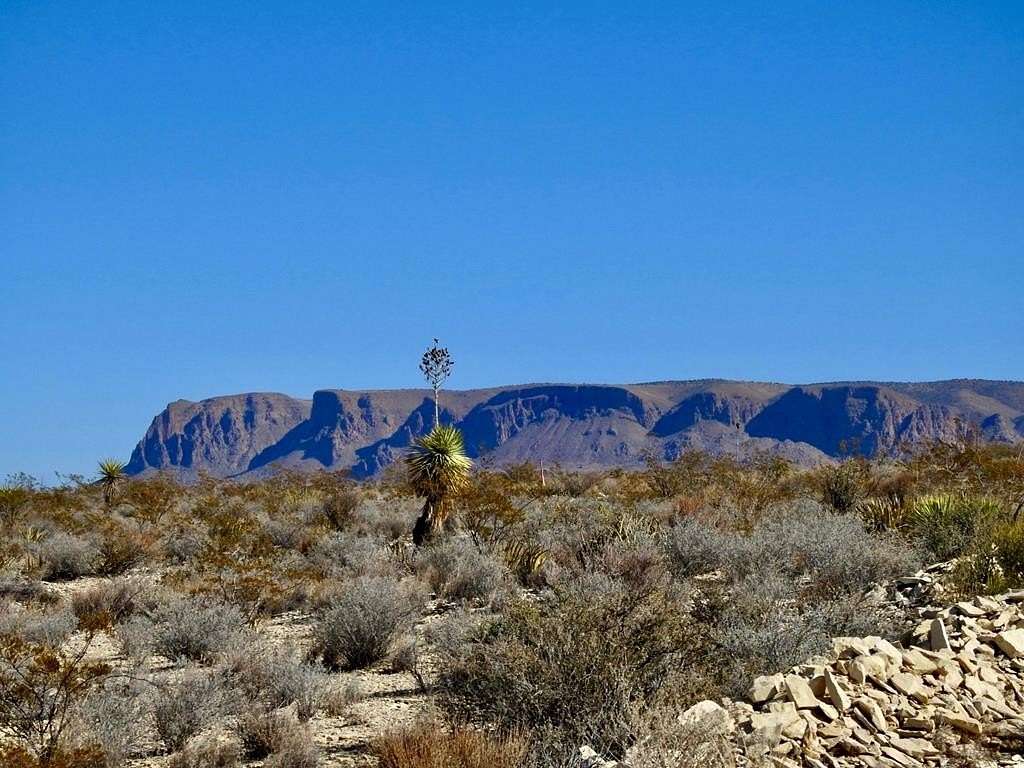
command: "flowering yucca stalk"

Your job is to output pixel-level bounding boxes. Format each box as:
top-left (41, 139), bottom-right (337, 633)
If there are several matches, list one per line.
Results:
top-left (407, 425), bottom-right (472, 545)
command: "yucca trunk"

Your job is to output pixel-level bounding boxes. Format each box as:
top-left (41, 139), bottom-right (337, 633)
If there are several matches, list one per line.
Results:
top-left (412, 497), bottom-right (449, 545)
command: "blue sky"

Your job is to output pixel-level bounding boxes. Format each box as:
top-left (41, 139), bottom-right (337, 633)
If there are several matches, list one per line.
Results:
top-left (1, 1), bottom-right (1022, 480)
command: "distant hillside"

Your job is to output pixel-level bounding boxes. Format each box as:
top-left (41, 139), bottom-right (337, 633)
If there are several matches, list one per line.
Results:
top-left (125, 379), bottom-right (1024, 479)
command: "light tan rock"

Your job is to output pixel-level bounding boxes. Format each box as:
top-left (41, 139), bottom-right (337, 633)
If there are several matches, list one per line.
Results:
top-left (956, 601), bottom-right (989, 618)
top-left (994, 628), bottom-right (1024, 659)
top-left (890, 672), bottom-right (929, 702)
top-left (855, 698), bottom-right (888, 731)
top-left (880, 745), bottom-right (919, 767)
top-left (890, 736), bottom-right (938, 759)
top-left (850, 654), bottom-right (889, 684)
top-left (902, 649), bottom-right (938, 674)
top-left (939, 710), bottom-right (982, 735)
top-left (965, 674), bottom-right (1003, 702)
top-left (752, 673), bottom-right (785, 703)
top-left (785, 674), bottom-right (820, 709)
top-left (823, 667), bottom-right (852, 712)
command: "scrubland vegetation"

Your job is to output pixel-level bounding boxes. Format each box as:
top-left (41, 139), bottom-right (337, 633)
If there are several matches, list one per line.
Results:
top-left (1, 437), bottom-right (1022, 766)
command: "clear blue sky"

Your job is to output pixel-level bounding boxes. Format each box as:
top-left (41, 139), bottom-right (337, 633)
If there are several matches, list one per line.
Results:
top-left (1, 1), bottom-right (1022, 480)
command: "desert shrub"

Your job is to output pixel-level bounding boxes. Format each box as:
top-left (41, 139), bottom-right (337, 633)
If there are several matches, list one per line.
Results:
top-left (0, 581), bottom-right (55, 605)
top-left (459, 472), bottom-right (528, 545)
top-left (0, 606), bottom-right (76, 647)
top-left (416, 538), bottom-right (505, 601)
top-left (153, 671), bottom-right (226, 752)
top-left (235, 706), bottom-right (318, 766)
top-left (310, 576), bottom-right (426, 670)
top-left (322, 489), bottom-right (361, 531)
top-left (596, 527), bottom-right (669, 592)
top-left (118, 594), bottom-right (244, 663)
top-left (68, 677), bottom-right (150, 767)
top-left (306, 532), bottom-right (395, 578)
top-left (387, 634), bottom-right (419, 674)
top-left (222, 640), bottom-right (326, 721)
top-left (93, 521), bottom-right (150, 575)
top-left (161, 525), bottom-right (208, 564)
top-left (434, 577), bottom-right (699, 762)
top-left (168, 733), bottom-right (241, 768)
top-left (0, 744), bottom-right (106, 768)
top-left (266, 738), bottom-right (319, 768)
top-left (858, 495), bottom-right (909, 532)
top-left (0, 485), bottom-right (33, 527)
top-left (627, 701), bottom-right (734, 768)
top-left (950, 519), bottom-right (1024, 595)
top-left (31, 533), bottom-right (100, 581)
top-left (0, 632), bottom-right (111, 765)
top-left (352, 499), bottom-right (416, 540)
top-left (709, 502), bottom-right (920, 595)
top-left (819, 463), bottom-right (863, 513)
top-left (709, 571), bottom-right (896, 697)
top-left (262, 516), bottom-right (304, 550)
top-left (752, 504), bottom-right (920, 595)
top-left (498, 537), bottom-right (549, 587)
top-left (664, 517), bottom-right (732, 577)
top-left (993, 521), bottom-right (1024, 585)
top-left (908, 494), bottom-right (1002, 560)
top-left (719, 570), bottom-right (901, 690)
top-left (71, 578), bottom-right (142, 627)
top-left (528, 498), bottom-right (622, 574)
top-left (547, 470), bottom-right (602, 497)
top-left (372, 722), bottom-right (528, 768)
top-left (322, 676), bottom-right (363, 716)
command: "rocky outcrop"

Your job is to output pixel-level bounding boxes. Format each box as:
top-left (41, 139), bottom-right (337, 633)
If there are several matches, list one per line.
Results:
top-left (745, 386), bottom-right (965, 457)
top-left (727, 591), bottom-right (1024, 767)
top-left (582, 577), bottom-right (1024, 768)
top-left (125, 393), bottom-right (311, 478)
top-left (650, 391), bottom-right (764, 436)
top-left (125, 380), bottom-right (1024, 478)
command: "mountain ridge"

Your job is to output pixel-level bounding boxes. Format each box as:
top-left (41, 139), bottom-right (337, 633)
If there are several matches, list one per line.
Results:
top-left (125, 379), bottom-right (1024, 479)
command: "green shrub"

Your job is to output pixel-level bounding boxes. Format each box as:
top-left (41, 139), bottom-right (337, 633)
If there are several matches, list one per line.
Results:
top-left (819, 463), bottom-right (862, 513)
top-left (908, 494), bottom-right (1002, 560)
top-left (951, 519), bottom-right (1024, 595)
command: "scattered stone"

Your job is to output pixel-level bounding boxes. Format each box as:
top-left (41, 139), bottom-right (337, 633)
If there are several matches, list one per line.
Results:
top-left (784, 674), bottom-right (820, 709)
top-left (994, 628), bottom-right (1024, 659)
top-left (930, 618), bottom-right (952, 651)
top-left (752, 673), bottom-right (785, 704)
top-left (823, 668), bottom-right (851, 712)
top-left (595, 583), bottom-right (1024, 768)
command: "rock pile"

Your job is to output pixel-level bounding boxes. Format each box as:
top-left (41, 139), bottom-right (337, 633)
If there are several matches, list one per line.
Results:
top-left (735, 590), bottom-right (1024, 767)
top-left (581, 588), bottom-right (1024, 768)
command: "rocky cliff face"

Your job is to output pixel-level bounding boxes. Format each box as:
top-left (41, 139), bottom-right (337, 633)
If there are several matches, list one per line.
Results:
top-left (124, 393), bottom-right (312, 478)
top-left (125, 379), bottom-right (1024, 478)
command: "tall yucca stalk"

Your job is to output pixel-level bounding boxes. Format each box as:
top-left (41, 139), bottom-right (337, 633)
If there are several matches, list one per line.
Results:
top-left (407, 425), bottom-right (472, 545)
top-left (97, 459), bottom-right (126, 507)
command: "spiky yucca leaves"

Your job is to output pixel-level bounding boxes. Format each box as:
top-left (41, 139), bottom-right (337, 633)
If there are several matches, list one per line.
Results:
top-left (908, 494), bottom-right (1004, 560)
top-left (407, 426), bottom-right (472, 545)
top-left (97, 459), bottom-right (126, 507)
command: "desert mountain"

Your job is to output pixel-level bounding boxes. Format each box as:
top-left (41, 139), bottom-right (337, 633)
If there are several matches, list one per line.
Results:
top-left (125, 380), bottom-right (1024, 479)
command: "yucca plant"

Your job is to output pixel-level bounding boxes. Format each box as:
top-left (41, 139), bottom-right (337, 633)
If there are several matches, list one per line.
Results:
top-left (908, 493), bottom-right (1003, 560)
top-left (97, 459), bottom-right (126, 507)
top-left (407, 425), bottom-right (472, 545)
top-left (857, 495), bottom-right (908, 532)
